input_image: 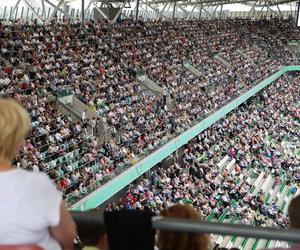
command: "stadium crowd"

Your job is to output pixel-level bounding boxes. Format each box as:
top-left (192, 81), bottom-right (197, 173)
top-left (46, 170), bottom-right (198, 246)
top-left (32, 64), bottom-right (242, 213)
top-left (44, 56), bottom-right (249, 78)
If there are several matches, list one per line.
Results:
top-left (108, 72), bottom-right (300, 232)
top-left (0, 17), bottom-right (299, 204)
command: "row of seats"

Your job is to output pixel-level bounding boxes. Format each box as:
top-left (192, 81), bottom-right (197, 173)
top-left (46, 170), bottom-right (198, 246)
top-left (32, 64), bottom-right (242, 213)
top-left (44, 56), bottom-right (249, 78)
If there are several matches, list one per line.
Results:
top-left (213, 134), bottom-right (299, 249)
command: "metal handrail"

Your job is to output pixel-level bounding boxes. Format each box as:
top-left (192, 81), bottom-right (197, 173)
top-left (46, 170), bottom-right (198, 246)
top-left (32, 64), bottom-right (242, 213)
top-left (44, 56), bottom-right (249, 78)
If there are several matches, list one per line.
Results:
top-left (71, 211), bottom-right (300, 242)
top-left (57, 98), bottom-right (94, 130)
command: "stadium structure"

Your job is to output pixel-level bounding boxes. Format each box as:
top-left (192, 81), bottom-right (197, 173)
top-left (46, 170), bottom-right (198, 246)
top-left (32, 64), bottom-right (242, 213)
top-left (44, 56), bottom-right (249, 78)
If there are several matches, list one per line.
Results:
top-left (0, 0), bottom-right (299, 22)
top-left (1, 0), bottom-right (300, 249)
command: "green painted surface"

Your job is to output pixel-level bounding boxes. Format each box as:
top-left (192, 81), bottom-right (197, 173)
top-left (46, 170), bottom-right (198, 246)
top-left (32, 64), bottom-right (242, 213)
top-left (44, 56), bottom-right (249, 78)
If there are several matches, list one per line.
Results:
top-left (71, 66), bottom-right (300, 211)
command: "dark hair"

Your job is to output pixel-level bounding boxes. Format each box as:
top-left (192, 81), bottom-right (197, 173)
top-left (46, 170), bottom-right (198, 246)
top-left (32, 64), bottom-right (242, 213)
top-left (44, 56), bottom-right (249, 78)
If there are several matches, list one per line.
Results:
top-left (288, 195), bottom-right (300, 228)
top-left (76, 211), bottom-right (106, 246)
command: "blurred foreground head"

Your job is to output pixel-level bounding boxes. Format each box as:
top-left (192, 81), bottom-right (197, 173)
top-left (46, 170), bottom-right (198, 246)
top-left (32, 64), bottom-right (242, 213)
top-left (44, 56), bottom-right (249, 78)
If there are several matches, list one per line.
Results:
top-left (158, 204), bottom-right (209, 250)
top-left (0, 99), bottom-right (31, 163)
top-left (288, 194), bottom-right (300, 229)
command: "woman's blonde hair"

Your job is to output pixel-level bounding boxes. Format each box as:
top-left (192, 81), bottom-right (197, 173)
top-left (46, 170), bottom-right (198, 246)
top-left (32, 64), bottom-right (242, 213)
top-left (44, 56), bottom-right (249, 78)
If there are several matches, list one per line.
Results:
top-left (158, 204), bottom-right (209, 250)
top-left (0, 99), bottom-right (31, 162)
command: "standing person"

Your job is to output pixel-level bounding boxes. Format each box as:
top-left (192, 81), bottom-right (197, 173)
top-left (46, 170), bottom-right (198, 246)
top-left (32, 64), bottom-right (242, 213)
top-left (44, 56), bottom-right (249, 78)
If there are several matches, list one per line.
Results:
top-left (91, 117), bottom-right (97, 135)
top-left (82, 109), bottom-right (87, 122)
top-left (83, 118), bottom-right (90, 135)
top-left (162, 88), bottom-right (168, 107)
top-left (157, 204), bottom-right (210, 250)
top-left (95, 118), bottom-right (102, 136)
top-left (0, 99), bottom-right (77, 250)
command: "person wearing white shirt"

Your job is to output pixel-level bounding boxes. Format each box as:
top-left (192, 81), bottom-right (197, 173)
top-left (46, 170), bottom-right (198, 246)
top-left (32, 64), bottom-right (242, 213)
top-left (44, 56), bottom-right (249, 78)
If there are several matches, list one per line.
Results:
top-left (0, 99), bottom-right (76, 250)
top-left (32, 163), bottom-right (40, 172)
top-left (55, 132), bottom-right (64, 142)
top-left (82, 110), bottom-right (87, 121)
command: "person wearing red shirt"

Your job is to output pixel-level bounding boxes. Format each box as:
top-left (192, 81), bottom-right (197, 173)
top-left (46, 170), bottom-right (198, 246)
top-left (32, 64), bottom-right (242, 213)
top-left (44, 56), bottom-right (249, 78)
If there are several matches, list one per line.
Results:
top-left (4, 66), bottom-right (13, 74)
top-left (60, 177), bottom-right (69, 189)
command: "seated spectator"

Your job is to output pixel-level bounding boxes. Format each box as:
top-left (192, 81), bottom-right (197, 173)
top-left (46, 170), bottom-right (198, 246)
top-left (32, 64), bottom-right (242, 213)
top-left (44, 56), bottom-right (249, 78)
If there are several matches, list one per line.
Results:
top-left (261, 195), bottom-right (300, 250)
top-left (0, 99), bottom-right (76, 250)
top-left (158, 204), bottom-right (209, 250)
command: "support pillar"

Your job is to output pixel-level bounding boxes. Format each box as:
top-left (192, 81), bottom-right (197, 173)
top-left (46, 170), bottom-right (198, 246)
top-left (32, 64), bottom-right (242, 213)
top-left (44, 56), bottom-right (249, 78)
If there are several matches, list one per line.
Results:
top-left (136, 0), bottom-right (140, 20)
top-left (198, 4), bottom-right (202, 19)
top-left (219, 4), bottom-right (223, 18)
top-left (81, 0), bottom-right (85, 26)
top-left (172, 1), bottom-right (176, 20)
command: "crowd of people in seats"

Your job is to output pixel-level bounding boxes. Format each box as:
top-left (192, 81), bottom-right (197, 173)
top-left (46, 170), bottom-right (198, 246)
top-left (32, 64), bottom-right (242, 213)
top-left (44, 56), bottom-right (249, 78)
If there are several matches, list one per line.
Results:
top-left (108, 72), bottom-right (300, 233)
top-left (0, 96), bottom-right (300, 250)
top-left (0, 17), bottom-right (300, 205)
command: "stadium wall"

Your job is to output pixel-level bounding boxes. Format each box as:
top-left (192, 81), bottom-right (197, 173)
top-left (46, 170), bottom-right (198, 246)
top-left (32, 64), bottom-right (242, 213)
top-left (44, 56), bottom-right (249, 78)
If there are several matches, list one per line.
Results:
top-left (70, 65), bottom-right (300, 211)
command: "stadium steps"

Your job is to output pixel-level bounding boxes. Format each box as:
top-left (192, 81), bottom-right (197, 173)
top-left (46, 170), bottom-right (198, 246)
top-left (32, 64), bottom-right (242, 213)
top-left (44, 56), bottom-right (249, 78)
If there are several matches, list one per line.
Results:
top-left (213, 54), bottom-right (232, 68)
top-left (231, 236), bottom-right (245, 249)
top-left (270, 241), bottom-right (288, 248)
top-left (212, 212), bottom-right (237, 242)
top-left (225, 158), bottom-right (236, 173)
top-left (255, 239), bottom-right (268, 249)
top-left (243, 237), bottom-right (258, 250)
top-left (265, 181), bottom-right (280, 204)
top-left (227, 136), bottom-right (293, 249)
top-left (296, 148), bottom-right (300, 159)
top-left (210, 162), bottom-right (251, 245)
top-left (252, 44), bottom-right (264, 54)
top-left (281, 189), bottom-right (293, 213)
top-left (57, 95), bottom-right (108, 142)
top-left (207, 156), bottom-right (231, 225)
top-left (262, 184), bottom-right (293, 249)
top-left (224, 137), bottom-right (297, 250)
top-left (278, 241), bottom-right (290, 248)
top-left (212, 152), bottom-right (296, 249)
top-left (251, 179), bottom-right (285, 250)
top-left (285, 44), bottom-right (297, 55)
top-left (215, 168), bottom-right (289, 249)
top-left (236, 49), bottom-right (255, 65)
top-left (220, 171), bottom-right (266, 249)
top-left (252, 171), bottom-right (266, 194)
top-left (285, 43), bottom-right (299, 59)
top-left (276, 185), bottom-right (289, 208)
top-left (247, 171), bottom-right (259, 186)
top-left (212, 218), bottom-right (232, 243)
top-left (234, 221), bottom-right (256, 250)
top-left (266, 239), bottom-right (280, 248)
top-left (260, 174), bottom-right (275, 195)
top-left (207, 209), bottom-right (229, 237)
top-left (267, 240), bottom-right (289, 248)
top-left (197, 152), bottom-right (208, 163)
top-left (182, 61), bottom-right (209, 80)
top-left (217, 217), bottom-right (238, 247)
top-left (228, 172), bottom-right (283, 249)
top-left (136, 75), bottom-right (164, 96)
top-left (217, 155), bottom-right (230, 170)
top-left (282, 188), bottom-right (300, 214)
top-left (136, 75), bottom-right (172, 107)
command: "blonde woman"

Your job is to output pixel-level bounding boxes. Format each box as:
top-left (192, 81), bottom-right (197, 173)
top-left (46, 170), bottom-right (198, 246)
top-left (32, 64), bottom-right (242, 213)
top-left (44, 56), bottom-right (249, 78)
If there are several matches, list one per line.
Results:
top-left (0, 99), bottom-right (76, 250)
